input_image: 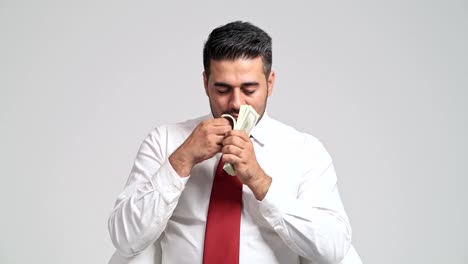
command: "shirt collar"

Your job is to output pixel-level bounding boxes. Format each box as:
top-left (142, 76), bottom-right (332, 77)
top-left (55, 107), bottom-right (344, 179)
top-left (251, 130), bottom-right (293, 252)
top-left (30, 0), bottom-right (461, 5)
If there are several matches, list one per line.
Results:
top-left (249, 111), bottom-right (272, 147)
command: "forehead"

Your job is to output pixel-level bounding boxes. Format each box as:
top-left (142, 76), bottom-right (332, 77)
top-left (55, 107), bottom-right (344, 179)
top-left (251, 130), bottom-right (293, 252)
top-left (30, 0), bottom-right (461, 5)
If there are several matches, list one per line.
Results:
top-left (209, 57), bottom-right (264, 82)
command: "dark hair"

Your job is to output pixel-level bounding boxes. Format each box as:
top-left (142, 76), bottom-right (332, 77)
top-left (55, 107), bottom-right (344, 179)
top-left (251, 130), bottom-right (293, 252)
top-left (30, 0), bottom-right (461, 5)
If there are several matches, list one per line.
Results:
top-left (203, 21), bottom-right (272, 79)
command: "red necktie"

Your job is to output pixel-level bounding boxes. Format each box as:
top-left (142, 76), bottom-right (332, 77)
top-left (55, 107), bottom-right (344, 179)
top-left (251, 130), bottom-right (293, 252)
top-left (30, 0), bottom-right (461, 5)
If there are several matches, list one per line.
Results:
top-left (203, 159), bottom-right (243, 264)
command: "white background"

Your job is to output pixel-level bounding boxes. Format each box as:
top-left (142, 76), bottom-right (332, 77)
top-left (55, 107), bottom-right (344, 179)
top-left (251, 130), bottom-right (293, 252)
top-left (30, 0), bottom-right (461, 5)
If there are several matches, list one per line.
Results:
top-left (1, 0), bottom-right (467, 263)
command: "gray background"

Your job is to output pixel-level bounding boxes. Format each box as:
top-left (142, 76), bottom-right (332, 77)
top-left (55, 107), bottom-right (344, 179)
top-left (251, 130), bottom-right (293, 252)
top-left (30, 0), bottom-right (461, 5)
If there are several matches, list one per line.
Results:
top-left (1, 0), bottom-right (467, 263)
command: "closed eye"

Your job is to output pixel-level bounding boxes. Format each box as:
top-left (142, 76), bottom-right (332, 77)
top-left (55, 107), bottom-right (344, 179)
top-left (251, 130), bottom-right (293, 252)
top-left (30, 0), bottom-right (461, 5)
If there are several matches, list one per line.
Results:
top-left (214, 82), bottom-right (232, 94)
top-left (217, 88), bottom-right (230, 94)
top-left (241, 82), bottom-right (259, 95)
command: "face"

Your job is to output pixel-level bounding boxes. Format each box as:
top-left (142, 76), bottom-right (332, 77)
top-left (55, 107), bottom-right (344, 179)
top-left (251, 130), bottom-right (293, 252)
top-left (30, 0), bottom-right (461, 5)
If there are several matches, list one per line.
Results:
top-left (203, 57), bottom-right (275, 121)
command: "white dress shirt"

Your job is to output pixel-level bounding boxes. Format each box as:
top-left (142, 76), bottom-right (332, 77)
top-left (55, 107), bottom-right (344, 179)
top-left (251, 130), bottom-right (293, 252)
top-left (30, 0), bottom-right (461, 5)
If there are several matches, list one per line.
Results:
top-left (108, 113), bottom-right (362, 264)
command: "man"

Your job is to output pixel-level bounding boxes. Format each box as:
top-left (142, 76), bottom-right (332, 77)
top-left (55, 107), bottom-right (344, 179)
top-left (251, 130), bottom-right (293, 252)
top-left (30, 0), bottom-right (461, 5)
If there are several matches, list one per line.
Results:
top-left (108, 21), bottom-right (362, 264)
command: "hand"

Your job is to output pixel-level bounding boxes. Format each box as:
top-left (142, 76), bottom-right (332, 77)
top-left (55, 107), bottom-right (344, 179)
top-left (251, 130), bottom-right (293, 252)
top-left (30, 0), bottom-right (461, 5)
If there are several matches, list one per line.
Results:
top-left (221, 130), bottom-right (272, 200)
top-left (170, 118), bottom-right (231, 177)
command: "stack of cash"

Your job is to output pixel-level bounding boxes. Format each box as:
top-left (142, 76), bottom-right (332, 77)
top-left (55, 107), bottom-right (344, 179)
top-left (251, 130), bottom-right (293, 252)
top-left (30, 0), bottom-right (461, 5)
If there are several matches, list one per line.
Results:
top-left (221, 105), bottom-right (260, 176)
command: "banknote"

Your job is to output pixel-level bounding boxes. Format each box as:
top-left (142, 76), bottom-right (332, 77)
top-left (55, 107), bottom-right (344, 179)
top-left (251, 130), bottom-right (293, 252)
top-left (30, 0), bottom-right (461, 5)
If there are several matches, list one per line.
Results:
top-left (221, 105), bottom-right (259, 176)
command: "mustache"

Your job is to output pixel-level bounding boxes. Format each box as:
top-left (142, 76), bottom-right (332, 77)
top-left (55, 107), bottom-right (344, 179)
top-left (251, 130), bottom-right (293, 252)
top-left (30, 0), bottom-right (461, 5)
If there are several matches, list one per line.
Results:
top-left (222, 110), bottom-right (239, 116)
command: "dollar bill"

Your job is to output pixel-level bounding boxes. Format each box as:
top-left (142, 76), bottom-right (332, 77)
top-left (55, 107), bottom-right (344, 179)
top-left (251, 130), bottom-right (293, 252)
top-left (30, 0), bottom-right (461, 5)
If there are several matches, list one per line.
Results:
top-left (221, 105), bottom-right (259, 176)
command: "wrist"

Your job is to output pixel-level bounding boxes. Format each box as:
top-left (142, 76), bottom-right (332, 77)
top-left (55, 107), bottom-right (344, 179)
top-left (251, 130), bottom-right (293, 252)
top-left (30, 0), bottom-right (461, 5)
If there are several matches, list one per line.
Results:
top-left (246, 169), bottom-right (272, 201)
top-left (169, 145), bottom-right (195, 177)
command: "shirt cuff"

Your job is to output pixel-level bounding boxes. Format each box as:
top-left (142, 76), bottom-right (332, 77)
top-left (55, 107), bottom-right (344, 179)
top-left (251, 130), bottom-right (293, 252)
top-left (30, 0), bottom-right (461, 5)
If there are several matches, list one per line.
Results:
top-left (152, 159), bottom-right (190, 204)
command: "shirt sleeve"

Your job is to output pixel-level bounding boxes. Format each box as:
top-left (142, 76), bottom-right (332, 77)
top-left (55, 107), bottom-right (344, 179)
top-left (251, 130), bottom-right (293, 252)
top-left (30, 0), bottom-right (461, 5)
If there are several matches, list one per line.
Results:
top-left (108, 127), bottom-right (189, 257)
top-left (247, 136), bottom-right (353, 264)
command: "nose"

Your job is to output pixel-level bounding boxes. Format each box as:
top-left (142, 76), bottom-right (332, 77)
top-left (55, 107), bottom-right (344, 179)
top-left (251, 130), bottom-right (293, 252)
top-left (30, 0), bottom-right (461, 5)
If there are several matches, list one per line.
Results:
top-left (229, 88), bottom-right (243, 112)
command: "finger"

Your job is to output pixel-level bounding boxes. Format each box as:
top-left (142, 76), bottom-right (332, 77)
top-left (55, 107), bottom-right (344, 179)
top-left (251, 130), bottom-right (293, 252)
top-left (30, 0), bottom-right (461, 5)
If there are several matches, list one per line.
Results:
top-left (211, 118), bottom-right (231, 126)
top-left (222, 135), bottom-right (246, 148)
top-left (222, 153), bottom-right (240, 165)
top-left (212, 125), bottom-right (232, 135)
top-left (222, 144), bottom-right (242, 157)
top-left (213, 134), bottom-right (226, 145)
top-left (226, 130), bottom-right (249, 141)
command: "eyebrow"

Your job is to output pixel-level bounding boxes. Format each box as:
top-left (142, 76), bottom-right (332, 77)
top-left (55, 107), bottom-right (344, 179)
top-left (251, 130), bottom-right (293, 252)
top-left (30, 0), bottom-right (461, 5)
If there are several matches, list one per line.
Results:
top-left (213, 82), bottom-right (233, 89)
top-left (213, 82), bottom-right (260, 89)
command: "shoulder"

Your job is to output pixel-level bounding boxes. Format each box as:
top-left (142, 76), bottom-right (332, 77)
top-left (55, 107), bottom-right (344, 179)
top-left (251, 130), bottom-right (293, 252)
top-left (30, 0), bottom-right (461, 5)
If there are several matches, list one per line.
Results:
top-left (267, 116), bottom-right (332, 164)
top-left (268, 116), bottom-right (323, 146)
top-left (148, 114), bottom-right (209, 139)
top-left (139, 114), bottom-right (210, 154)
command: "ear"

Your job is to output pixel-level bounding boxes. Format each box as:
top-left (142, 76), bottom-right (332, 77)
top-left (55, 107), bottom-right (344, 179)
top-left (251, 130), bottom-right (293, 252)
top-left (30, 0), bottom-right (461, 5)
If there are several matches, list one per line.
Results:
top-left (267, 71), bottom-right (275, 96)
top-left (203, 71), bottom-right (209, 96)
